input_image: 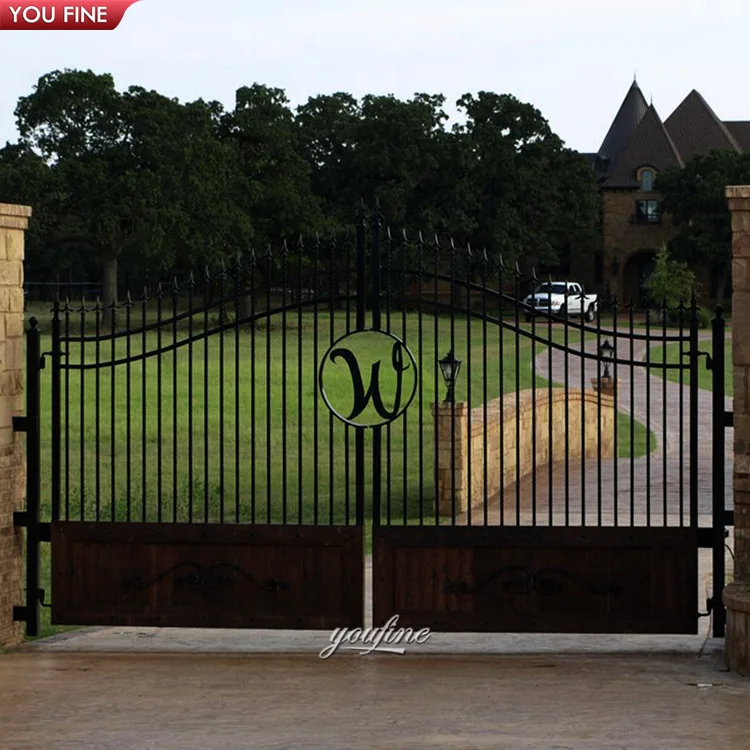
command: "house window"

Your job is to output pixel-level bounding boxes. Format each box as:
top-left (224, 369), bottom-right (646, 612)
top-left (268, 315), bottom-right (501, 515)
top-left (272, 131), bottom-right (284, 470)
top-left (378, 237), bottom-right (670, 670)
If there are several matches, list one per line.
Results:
top-left (640, 169), bottom-right (655, 192)
top-left (635, 200), bottom-right (660, 223)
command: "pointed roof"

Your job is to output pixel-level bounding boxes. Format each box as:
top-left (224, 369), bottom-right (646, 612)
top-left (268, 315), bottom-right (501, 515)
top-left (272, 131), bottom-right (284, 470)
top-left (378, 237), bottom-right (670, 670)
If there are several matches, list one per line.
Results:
top-left (725, 121), bottom-right (750, 151)
top-left (603, 104), bottom-right (683, 187)
top-left (664, 90), bottom-right (741, 160)
top-left (597, 80), bottom-right (649, 168)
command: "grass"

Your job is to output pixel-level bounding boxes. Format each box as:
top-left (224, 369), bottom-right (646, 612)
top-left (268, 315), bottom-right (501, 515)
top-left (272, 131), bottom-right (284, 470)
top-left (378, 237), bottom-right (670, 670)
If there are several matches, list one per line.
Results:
top-left (22, 306), bottom-right (655, 639)
top-left (648, 339), bottom-right (733, 396)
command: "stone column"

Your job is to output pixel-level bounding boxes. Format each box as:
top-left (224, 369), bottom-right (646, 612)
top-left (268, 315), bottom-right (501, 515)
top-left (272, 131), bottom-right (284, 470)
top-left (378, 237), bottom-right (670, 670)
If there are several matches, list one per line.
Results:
top-left (0, 203), bottom-right (29, 649)
top-left (432, 402), bottom-right (468, 516)
top-left (724, 186), bottom-right (750, 674)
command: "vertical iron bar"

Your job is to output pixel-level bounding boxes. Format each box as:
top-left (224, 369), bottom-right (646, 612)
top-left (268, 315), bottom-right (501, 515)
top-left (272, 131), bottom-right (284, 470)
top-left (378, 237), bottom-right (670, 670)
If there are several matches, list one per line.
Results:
top-left (629, 301), bottom-right (635, 526)
top-left (417, 235), bottom-right (424, 526)
top-left (646, 306), bottom-right (651, 526)
top-left (172, 284), bottom-right (178, 523)
top-left (79, 298), bottom-right (85, 521)
top-left (499, 258), bottom-right (505, 526)
top-left (204, 273), bottom-right (210, 523)
top-left (466, 247), bottom-right (473, 526)
top-left (564, 286), bottom-right (570, 526)
top-left (51, 299), bottom-right (61, 522)
top-left (299, 242), bottom-right (306, 524)
top-left (266, 251), bottom-right (273, 524)
top-left (127, 294), bottom-right (133, 522)
top-left (281, 247), bottom-right (288, 524)
top-left (596, 299), bottom-right (602, 527)
top-left (612, 299), bottom-right (619, 526)
top-left (450, 245), bottom-right (457, 526)
top-left (547, 281), bottom-right (553, 526)
top-left (530, 271), bottom-right (537, 527)
top-left (235, 260), bottom-right (241, 523)
top-left (343, 235), bottom-right (351, 525)
top-left (219, 267), bottom-right (226, 524)
top-left (156, 285), bottom-right (163, 523)
top-left (141, 289), bottom-right (147, 522)
top-left (402, 236), bottom-right (408, 527)
top-left (385, 233), bottom-right (392, 525)
top-left (433, 238), bottom-right (440, 526)
top-left (689, 295), bottom-right (699, 531)
top-left (64, 300), bottom-right (70, 520)
top-left (481, 252), bottom-right (488, 526)
top-left (328, 241), bottom-right (335, 525)
top-left (514, 265), bottom-right (520, 526)
top-left (250, 257), bottom-right (257, 523)
top-left (355, 215), bottom-right (366, 528)
top-left (711, 306), bottom-right (726, 637)
top-left (662, 301), bottom-right (668, 526)
top-left (95, 301), bottom-right (101, 522)
top-left (24, 318), bottom-right (42, 637)
top-left (372, 209), bottom-right (382, 528)
top-left (679, 303), bottom-right (685, 526)
top-left (188, 278), bottom-right (194, 522)
top-left (580, 291), bottom-right (586, 526)
top-left (315, 236), bottom-right (322, 525)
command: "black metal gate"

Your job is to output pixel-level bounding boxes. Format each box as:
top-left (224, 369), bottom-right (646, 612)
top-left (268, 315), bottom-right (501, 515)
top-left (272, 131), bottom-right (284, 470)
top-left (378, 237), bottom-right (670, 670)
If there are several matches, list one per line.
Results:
top-left (14, 207), bottom-right (731, 637)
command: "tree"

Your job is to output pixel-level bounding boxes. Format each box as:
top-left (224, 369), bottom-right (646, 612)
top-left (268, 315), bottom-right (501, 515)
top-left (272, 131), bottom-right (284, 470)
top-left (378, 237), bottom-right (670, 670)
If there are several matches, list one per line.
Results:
top-left (14, 69), bottom-right (250, 306)
top-left (219, 84), bottom-right (322, 247)
top-left (643, 243), bottom-right (698, 309)
top-left (455, 91), bottom-right (600, 270)
top-left (657, 149), bottom-right (750, 305)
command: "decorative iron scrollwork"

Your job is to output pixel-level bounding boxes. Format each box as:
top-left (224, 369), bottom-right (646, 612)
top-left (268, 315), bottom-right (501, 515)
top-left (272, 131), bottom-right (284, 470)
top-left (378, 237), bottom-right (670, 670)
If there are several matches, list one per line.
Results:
top-left (122, 562), bottom-right (290, 593)
top-left (445, 566), bottom-right (622, 598)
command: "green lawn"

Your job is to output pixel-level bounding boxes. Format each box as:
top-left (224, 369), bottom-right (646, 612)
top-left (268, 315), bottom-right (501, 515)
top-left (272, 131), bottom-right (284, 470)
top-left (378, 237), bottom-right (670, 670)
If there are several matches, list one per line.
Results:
top-left (23, 307), bottom-right (654, 638)
top-left (648, 339), bottom-right (733, 396)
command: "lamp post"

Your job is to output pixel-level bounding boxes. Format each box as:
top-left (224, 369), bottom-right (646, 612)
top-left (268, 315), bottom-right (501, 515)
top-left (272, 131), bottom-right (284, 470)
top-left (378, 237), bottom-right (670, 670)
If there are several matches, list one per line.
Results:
top-left (438, 349), bottom-right (461, 403)
top-left (600, 338), bottom-right (614, 380)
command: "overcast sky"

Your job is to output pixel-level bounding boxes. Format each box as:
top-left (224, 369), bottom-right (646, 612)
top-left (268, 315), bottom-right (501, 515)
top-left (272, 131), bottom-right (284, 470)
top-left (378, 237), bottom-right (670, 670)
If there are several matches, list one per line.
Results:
top-left (0, 0), bottom-right (748, 152)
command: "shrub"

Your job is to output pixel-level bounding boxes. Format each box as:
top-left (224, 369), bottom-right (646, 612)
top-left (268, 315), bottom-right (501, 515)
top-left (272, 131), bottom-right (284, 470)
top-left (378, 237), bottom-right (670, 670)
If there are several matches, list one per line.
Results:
top-left (644, 244), bottom-right (699, 310)
top-left (665, 306), bottom-right (711, 330)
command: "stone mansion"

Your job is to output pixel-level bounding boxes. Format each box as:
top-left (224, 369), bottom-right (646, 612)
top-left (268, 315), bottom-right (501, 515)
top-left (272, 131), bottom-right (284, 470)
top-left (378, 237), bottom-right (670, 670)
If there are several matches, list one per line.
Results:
top-left (574, 79), bottom-right (750, 304)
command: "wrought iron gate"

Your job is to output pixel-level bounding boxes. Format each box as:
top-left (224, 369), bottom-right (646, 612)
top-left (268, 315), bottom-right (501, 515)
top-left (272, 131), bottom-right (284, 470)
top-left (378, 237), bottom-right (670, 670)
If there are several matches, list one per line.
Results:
top-left (14, 207), bottom-right (731, 636)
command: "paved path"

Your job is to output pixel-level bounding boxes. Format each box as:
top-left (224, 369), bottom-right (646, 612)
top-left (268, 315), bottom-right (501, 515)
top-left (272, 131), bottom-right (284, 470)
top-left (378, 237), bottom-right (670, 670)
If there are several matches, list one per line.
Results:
top-left (462, 330), bottom-right (734, 527)
top-left (2, 650), bottom-right (749, 749)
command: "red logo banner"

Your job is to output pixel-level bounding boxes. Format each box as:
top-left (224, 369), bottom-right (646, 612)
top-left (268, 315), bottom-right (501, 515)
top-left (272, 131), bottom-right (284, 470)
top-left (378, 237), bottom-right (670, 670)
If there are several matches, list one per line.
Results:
top-left (0, 0), bottom-right (141, 30)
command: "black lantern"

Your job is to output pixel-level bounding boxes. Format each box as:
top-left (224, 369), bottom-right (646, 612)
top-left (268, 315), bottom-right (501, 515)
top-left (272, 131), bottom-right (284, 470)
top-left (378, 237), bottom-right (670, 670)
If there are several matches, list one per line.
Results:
top-left (438, 349), bottom-right (461, 403)
top-left (599, 338), bottom-right (614, 379)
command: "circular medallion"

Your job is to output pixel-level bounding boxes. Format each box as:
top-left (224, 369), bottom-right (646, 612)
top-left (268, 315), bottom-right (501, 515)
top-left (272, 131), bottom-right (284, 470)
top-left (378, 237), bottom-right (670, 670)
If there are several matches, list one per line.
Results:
top-left (318, 330), bottom-right (418, 428)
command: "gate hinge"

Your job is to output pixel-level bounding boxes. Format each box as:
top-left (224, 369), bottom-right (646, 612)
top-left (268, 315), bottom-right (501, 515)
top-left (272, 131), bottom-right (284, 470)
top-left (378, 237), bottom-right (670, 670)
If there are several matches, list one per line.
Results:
top-left (12, 416), bottom-right (27, 433)
top-left (12, 514), bottom-right (51, 542)
top-left (725, 411), bottom-right (734, 428)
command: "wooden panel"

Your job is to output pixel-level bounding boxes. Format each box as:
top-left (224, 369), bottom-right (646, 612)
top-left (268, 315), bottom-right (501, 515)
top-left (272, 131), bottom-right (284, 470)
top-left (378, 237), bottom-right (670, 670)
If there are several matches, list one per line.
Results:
top-left (52, 522), bottom-right (364, 629)
top-left (373, 526), bottom-right (698, 634)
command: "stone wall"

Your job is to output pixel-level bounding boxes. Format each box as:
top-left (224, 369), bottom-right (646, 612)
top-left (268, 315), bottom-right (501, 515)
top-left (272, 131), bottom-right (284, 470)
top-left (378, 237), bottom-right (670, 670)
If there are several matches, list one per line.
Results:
top-left (724, 186), bottom-right (750, 674)
top-left (0, 204), bottom-right (29, 649)
top-left (432, 388), bottom-right (616, 517)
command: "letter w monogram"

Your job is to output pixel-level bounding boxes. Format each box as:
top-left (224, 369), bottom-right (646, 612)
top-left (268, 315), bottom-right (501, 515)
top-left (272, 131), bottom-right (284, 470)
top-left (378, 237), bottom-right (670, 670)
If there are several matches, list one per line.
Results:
top-left (329, 343), bottom-right (410, 421)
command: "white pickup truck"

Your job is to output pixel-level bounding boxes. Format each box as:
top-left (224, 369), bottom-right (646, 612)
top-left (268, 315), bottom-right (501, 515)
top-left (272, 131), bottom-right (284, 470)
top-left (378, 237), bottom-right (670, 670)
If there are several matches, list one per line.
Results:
top-left (523, 281), bottom-right (599, 322)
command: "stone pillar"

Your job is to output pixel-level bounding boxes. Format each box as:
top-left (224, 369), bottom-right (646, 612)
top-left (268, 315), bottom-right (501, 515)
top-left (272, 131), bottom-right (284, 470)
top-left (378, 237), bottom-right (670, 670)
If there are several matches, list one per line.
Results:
top-left (432, 402), bottom-right (468, 516)
top-left (0, 203), bottom-right (29, 649)
top-left (724, 186), bottom-right (750, 674)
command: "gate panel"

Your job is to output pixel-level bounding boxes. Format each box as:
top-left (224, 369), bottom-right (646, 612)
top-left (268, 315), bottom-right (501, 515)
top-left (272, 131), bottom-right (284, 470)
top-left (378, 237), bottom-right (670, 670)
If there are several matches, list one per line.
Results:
top-left (370, 224), bottom-right (706, 635)
top-left (52, 522), bottom-right (363, 628)
top-left (45, 232), bottom-right (366, 631)
top-left (373, 526), bottom-right (697, 633)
